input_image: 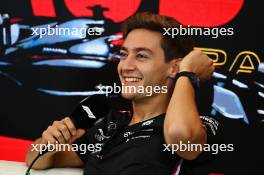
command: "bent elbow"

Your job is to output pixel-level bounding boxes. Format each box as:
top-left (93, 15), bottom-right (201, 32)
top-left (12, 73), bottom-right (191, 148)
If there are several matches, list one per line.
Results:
top-left (164, 125), bottom-right (193, 145)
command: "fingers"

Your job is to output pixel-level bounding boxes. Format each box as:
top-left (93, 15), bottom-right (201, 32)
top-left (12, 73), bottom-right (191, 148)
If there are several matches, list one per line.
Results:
top-left (203, 64), bottom-right (215, 81)
top-left (57, 122), bottom-right (71, 142)
top-left (183, 49), bottom-right (214, 81)
top-left (41, 117), bottom-right (78, 144)
top-left (70, 129), bottom-right (86, 143)
top-left (211, 64), bottom-right (215, 72)
top-left (207, 58), bottom-right (215, 75)
top-left (196, 50), bottom-right (214, 80)
top-left (208, 57), bottom-right (214, 66)
top-left (42, 129), bottom-right (56, 144)
top-left (50, 124), bottom-right (67, 143)
top-left (63, 117), bottom-right (76, 136)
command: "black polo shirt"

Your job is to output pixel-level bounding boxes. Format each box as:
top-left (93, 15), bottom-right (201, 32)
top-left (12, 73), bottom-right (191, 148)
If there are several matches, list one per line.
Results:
top-left (72, 94), bottom-right (219, 175)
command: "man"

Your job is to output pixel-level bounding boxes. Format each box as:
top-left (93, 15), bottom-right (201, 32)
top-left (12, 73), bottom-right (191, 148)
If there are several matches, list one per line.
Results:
top-left (26, 12), bottom-right (217, 175)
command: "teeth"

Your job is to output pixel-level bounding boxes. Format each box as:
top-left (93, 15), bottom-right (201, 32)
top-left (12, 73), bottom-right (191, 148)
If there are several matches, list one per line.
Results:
top-left (124, 77), bottom-right (142, 82)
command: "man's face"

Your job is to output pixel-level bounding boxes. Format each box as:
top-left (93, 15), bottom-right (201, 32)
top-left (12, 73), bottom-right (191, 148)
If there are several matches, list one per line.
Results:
top-left (118, 28), bottom-right (173, 100)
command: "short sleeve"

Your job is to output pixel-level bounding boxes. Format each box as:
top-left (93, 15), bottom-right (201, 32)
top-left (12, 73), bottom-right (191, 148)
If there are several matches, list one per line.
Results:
top-left (194, 116), bottom-right (220, 162)
top-left (200, 115), bottom-right (219, 144)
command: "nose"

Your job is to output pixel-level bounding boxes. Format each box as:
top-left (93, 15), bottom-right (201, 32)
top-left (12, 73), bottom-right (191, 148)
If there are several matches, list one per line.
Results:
top-left (120, 55), bottom-right (136, 71)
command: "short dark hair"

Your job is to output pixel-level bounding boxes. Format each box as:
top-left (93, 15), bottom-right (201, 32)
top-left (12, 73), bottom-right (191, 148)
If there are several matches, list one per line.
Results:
top-left (122, 12), bottom-right (194, 62)
top-left (122, 12), bottom-right (213, 115)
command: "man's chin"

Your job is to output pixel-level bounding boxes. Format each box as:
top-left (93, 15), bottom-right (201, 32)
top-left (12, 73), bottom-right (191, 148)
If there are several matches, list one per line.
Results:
top-left (121, 92), bottom-right (139, 100)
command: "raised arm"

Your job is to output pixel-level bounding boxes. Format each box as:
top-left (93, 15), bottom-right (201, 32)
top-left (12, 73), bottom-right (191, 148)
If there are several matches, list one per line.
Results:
top-left (164, 50), bottom-right (214, 160)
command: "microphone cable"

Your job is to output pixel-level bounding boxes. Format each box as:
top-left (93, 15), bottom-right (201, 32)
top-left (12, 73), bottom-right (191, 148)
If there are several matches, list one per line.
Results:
top-left (25, 149), bottom-right (49, 175)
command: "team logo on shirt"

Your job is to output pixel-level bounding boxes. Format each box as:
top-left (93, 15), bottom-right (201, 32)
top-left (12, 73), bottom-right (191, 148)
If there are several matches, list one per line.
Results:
top-left (200, 116), bottom-right (219, 135)
top-left (124, 131), bottom-right (133, 138)
top-left (141, 119), bottom-right (154, 126)
top-left (82, 105), bottom-right (96, 119)
top-left (94, 129), bottom-right (111, 142)
top-left (124, 129), bottom-right (154, 142)
top-left (107, 122), bottom-right (117, 130)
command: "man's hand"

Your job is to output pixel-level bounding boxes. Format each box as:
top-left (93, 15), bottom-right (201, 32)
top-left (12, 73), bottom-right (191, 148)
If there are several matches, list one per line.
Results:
top-left (26, 117), bottom-right (86, 169)
top-left (179, 49), bottom-right (214, 81)
top-left (40, 117), bottom-right (85, 152)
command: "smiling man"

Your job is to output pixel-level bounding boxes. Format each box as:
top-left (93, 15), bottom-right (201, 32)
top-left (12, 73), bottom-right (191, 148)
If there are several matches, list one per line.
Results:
top-left (26, 12), bottom-right (218, 175)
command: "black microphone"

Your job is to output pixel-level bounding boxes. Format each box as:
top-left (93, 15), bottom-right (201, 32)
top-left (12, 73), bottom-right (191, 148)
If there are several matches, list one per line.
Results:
top-left (70, 94), bottom-right (110, 129)
top-left (25, 94), bottom-right (111, 175)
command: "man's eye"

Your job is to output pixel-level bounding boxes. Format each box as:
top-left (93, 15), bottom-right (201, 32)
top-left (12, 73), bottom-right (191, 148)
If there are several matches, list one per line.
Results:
top-left (119, 52), bottom-right (128, 57)
top-left (137, 54), bottom-right (148, 59)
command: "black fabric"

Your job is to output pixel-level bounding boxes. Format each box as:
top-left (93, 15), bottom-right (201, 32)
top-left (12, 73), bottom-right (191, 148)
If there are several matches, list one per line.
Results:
top-left (73, 94), bottom-right (219, 175)
top-left (194, 115), bottom-right (220, 162)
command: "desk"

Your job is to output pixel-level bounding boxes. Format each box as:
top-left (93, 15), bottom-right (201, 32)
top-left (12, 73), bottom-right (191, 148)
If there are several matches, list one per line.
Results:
top-left (0, 160), bottom-right (83, 175)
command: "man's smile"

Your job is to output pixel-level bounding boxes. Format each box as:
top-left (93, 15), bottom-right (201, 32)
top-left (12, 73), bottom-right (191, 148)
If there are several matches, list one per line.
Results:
top-left (124, 77), bottom-right (143, 83)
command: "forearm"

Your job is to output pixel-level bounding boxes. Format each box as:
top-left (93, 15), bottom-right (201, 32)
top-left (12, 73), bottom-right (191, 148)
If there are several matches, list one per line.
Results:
top-left (25, 138), bottom-right (56, 169)
top-left (164, 77), bottom-right (206, 158)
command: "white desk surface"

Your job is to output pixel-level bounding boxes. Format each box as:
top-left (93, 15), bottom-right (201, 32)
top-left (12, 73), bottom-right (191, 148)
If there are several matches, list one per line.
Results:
top-left (0, 160), bottom-right (83, 175)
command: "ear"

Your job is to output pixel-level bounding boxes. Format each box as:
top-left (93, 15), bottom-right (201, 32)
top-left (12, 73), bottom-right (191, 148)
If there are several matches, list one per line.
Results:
top-left (168, 58), bottom-right (182, 79)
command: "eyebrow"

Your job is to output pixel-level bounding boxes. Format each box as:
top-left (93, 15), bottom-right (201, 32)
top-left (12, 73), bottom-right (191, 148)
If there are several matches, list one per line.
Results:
top-left (120, 46), bottom-right (153, 54)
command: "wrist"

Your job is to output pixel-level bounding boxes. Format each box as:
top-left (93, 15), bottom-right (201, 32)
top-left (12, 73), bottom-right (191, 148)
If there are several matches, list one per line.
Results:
top-left (175, 71), bottom-right (200, 90)
top-left (179, 65), bottom-right (193, 73)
